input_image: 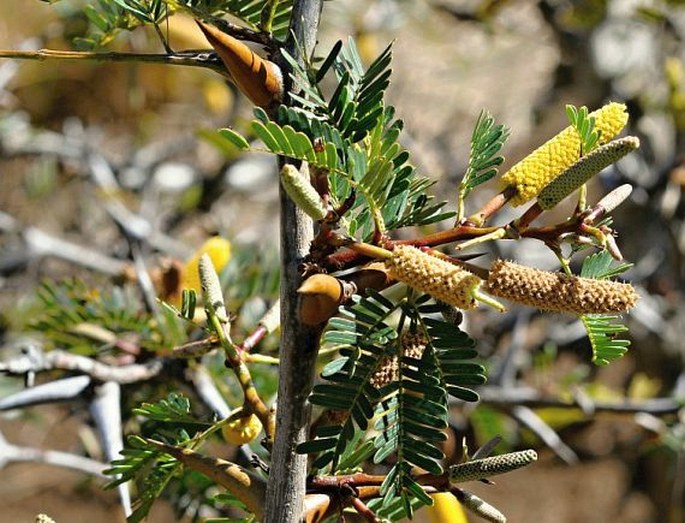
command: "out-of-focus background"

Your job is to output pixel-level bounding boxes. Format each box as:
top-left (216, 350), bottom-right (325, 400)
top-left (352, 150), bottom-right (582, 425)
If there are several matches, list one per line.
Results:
top-left (0, 0), bottom-right (684, 522)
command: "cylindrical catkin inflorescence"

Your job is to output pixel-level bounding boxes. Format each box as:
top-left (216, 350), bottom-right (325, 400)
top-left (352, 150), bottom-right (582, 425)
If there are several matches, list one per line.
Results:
top-left (537, 136), bottom-right (640, 210)
top-left (280, 164), bottom-right (328, 221)
top-left (499, 102), bottom-right (629, 206)
top-left (384, 246), bottom-right (482, 310)
top-left (486, 260), bottom-right (638, 314)
top-left (453, 490), bottom-right (506, 523)
top-left (370, 332), bottom-right (427, 389)
top-left (449, 449), bottom-right (538, 484)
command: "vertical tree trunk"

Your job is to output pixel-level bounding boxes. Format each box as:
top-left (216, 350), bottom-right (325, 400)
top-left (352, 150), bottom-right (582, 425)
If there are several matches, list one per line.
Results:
top-left (264, 1), bottom-right (324, 521)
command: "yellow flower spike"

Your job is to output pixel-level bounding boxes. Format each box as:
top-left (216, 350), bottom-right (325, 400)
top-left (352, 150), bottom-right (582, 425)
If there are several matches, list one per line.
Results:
top-left (486, 260), bottom-right (638, 314)
top-left (500, 102), bottom-right (629, 206)
top-left (384, 246), bottom-right (482, 310)
top-left (424, 492), bottom-right (468, 523)
top-left (180, 236), bottom-right (232, 299)
top-left (221, 408), bottom-right (263, 446)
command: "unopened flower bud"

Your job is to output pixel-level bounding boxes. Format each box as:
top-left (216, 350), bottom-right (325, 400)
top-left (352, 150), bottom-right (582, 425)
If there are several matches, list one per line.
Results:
top-left (453, 490), bottom-right (506, 523)
top-left (449, 449), bottom-right (538, 484)
top-left (280, 164), bottom-right (328, 221)
top-left (595, 183), bottom-right (633, 214)
top-left (537, 137), bottom-right (639, 210)
top-left (199, 253), bottom-right (229, 323)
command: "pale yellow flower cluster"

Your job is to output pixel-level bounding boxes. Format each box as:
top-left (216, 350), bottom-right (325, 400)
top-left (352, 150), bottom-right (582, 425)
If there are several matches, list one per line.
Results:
top-left (486, 260), bottom-right (638, 314)
top-left (384, 246), bottom-right (481, 310)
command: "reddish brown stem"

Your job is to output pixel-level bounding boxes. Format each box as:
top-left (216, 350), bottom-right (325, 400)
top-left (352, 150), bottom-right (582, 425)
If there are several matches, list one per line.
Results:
top-left (465, 186), bottom-right (517, 226)
top-left (519, 218), bottom-right (581, 242)
top-left (514, 201), bottom-right (544, 229)
top-left (308, 474), bottom-right (386, 490)
top-left (349, 497), bottom-right (381, 523)
top-left (324, 225), bottom-right (498, 271)
top-left (239, 324), bottom-right (268, 353)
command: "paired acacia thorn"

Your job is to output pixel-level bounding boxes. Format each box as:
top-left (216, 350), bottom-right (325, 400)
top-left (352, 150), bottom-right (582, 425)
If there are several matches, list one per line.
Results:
top-left (197, 21), bottom-right (283, 109)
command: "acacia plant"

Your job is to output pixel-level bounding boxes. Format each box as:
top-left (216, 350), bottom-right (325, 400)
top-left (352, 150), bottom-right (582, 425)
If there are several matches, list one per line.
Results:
top-left (0, 1), bottom-right (646, 522)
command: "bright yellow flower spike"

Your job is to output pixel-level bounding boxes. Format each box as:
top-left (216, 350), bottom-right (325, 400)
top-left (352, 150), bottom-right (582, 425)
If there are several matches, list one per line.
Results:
top-left (499, 102), bottom-right (628, 206)
top-left (181, 236), bottom-right (232, 297)
top-left (423, 493), bottom-right (468, 523)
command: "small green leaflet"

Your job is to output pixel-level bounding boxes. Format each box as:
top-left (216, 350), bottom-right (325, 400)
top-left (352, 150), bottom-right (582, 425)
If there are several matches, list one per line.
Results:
top-left (458, 110), bottom-right (509, 214)
top-left (579, 251), bottom-right (634, 365)
top-left (566, 104), bottom-right (600, 155)
top-left (218, 128), bottom-right (250, 150)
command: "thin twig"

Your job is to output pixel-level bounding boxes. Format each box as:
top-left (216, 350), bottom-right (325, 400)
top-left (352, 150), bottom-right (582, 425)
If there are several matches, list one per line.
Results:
top-left (0, 375), bottom-right (92, 411)
top-left (0, 48), bottom-right (226, 75)
top-left (511, 405), bottom-right (578, 464)
top-left (187, 364), bottom-right (232, 418)
top-left (0, 430), bottom-right (108, 477)
top-left (475, 385), bottom-right (682, 415)
top-left (0, 347), bottom-right (166, 384)
top-left (465, 186), bottom-right (517, 226)
top-left (90, 382), bottom-right (132, 517)
top-left (203, 15), bottom-right (276, 49)
top-left (349, 497), bottom-right (381, 523)
top-left (23, 226), bottom-right (127, 275)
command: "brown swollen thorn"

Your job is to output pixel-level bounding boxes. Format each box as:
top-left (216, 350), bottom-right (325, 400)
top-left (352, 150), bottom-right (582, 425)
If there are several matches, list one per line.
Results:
top-left (196, 21), bottom-right (283, 108)
top-left (298, 274), bottom-right (356, 325)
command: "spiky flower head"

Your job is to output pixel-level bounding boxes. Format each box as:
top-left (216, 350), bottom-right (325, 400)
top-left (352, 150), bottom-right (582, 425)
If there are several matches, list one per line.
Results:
top-left (499, 102), bottom-right (629, 206)
top-left (486, 260), bottom-right (638, 314)
top-left (537, 136), bottom-right (639, 210)
top-left (384, 246), bottom-right (482, 310)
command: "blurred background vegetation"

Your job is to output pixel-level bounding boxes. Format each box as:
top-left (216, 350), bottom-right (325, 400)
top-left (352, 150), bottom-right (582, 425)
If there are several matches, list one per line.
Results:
top-left (0, 0), bottom-right (683, 522)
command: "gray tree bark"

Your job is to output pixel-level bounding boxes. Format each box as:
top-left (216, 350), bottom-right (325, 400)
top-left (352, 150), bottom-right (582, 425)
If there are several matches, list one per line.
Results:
top-left (264, 1), bottom-right (324, 521)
